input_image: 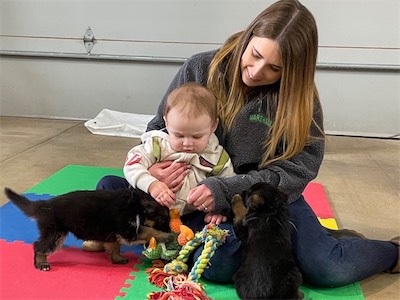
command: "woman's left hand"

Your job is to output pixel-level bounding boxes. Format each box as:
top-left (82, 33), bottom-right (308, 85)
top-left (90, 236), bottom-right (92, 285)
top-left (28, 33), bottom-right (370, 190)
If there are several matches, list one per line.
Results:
top-left (187, 184), bottom-right (214, 213)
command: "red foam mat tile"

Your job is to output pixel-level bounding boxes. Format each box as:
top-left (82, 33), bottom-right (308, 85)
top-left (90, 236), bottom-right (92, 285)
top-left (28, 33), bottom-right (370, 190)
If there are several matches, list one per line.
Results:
top-left (303, 182), bottom-right (335, 219)
top-left (0, 239), bottom-right (140, 300)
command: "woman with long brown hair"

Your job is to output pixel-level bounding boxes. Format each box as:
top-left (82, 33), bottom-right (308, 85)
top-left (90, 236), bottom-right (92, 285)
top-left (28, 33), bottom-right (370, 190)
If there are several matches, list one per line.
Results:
top-left (93, 0), bottom-right (399, 286)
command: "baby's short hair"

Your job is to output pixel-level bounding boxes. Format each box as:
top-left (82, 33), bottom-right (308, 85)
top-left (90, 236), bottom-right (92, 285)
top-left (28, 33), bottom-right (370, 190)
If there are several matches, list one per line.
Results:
top-left (164, 82), bottom-right (217, 122)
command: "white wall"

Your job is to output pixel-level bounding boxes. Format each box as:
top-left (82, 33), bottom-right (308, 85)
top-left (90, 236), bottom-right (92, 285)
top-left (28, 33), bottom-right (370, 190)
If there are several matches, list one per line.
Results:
top-left (1, 0), bottom-right (399, 137)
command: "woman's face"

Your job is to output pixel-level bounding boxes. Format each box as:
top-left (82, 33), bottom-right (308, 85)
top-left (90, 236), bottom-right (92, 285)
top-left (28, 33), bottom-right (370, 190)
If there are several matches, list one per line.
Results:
top-left (241, 36), bottom-right (283, 87)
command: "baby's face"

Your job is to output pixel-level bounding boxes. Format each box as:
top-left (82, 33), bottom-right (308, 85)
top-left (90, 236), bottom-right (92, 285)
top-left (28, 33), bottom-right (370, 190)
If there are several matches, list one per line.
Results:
top-left (165, 108), bottom-right (216, 153)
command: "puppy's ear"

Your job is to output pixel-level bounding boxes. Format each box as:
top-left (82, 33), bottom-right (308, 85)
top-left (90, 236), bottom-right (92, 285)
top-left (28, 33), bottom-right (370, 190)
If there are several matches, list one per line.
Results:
top-left (141, 197), bottom-right (169, 220)
top-left (142, 200), bottom-right (158, 215)
top-left (138, 193), bottom-right (160, 212)
top-left (247, 192), bottom-right (265, 210)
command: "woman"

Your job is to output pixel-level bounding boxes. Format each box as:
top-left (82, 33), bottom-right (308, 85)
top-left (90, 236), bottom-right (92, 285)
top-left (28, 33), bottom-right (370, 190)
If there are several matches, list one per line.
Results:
top-left (94, 0), bottom-right (399, 286)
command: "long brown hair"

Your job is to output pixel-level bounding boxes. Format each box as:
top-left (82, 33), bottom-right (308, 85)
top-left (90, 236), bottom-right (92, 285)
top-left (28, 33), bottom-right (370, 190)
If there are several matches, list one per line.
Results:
top-left (207, 0), bottom-right (323, 167)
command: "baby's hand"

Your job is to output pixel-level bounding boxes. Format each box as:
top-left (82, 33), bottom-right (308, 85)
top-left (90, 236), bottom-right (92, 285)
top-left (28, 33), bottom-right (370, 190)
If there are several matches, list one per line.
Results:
top-left (148, 181), bottom-right (176, 208)
top-left (204, 213), bottom-right (227, 225)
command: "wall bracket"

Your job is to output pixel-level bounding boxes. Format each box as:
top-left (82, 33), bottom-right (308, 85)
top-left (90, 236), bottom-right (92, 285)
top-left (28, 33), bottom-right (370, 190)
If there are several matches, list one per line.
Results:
top-left (83, 27), bottom-right (95, 54)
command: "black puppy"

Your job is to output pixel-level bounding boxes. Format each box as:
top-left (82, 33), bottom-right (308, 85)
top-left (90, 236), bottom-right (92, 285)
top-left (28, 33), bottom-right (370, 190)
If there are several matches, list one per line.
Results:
top-left (4, 187), bottom-right (171, 271)
top-left (231, 182), bottom-right (303, 299)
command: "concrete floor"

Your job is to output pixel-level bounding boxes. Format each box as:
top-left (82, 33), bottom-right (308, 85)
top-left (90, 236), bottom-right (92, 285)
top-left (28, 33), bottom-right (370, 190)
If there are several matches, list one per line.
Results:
top-left (0, 116), bottom-right (399, 299)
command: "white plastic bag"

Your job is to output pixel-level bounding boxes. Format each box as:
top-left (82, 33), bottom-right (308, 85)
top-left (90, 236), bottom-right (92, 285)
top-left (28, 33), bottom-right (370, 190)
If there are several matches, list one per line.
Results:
top-left (84, 109), bottom-right (155, 138)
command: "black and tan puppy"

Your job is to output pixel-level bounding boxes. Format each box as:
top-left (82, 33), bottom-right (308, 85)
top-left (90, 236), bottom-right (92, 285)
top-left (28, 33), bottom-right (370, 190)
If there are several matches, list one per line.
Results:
top-left (4, 187), bottom-right (170, 271)
top-left (231, 182), bottom-right (303, 299)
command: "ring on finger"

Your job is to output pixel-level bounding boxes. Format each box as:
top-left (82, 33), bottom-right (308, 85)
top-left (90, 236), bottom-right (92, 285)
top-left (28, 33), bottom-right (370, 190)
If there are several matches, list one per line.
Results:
top-left (201, 203), bottom-right (208, 211)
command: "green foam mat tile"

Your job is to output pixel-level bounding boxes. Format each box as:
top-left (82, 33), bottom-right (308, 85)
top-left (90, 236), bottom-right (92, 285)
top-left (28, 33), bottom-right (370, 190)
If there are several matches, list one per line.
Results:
top-left (25, 164), bottom-right (123, 195)
top-left (200, 280), bottom-right (238, 300)
top-left (301, 283), bottom-right (364, 300)
top-left (116, 257), bottom-right (364, 300)
top-left (116, 257), bottom-right (159, 299)
top-left (116, 257), bottom-right (239, 300)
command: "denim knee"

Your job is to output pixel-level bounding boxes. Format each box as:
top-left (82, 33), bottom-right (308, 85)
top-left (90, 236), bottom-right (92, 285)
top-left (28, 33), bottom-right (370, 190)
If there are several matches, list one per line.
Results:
top-left (296, 239), bottom-right (396, 287)
top-left (96, 175), bottom-right (129, 190)
top-left (299, 248), bottom-right (360, 287)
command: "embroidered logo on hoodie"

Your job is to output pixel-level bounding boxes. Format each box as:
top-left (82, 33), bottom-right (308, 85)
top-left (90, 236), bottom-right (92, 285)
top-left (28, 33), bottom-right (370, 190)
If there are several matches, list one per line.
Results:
top-left (249, 114), bottom-right (272, 127)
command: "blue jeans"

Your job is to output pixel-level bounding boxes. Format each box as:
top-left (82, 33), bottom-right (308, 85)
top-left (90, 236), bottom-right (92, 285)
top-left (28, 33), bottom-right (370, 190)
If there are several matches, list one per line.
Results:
top-left (97, 175), bottom-right (398, 286)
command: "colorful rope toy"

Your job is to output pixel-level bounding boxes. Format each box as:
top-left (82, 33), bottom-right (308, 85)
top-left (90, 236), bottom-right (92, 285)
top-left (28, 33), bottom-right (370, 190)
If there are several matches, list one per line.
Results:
top-left (147, 223), bottom-right (229, 299)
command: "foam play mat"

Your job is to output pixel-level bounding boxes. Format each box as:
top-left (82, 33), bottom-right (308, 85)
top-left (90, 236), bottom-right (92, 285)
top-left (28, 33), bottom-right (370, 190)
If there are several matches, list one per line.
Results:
top-left (0, 165), bottom-right (365, 299)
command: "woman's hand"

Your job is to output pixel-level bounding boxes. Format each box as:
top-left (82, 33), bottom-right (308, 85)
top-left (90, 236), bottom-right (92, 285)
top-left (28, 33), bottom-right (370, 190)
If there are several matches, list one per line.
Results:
top-left (148, 161), bottom-right (189, 192)
top-left (148, 181), bottom-right (176, 208)
top-left (188, 185), bottom-right (225, 224)
top-left (204, 213), bottom-right (227, 225)
top-left (187, 184), bottom-right (215, 213)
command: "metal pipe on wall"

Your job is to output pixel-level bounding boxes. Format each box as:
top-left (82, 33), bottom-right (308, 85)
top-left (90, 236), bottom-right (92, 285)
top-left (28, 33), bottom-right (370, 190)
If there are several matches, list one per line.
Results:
top-left (1, 50), bottom-right (399, 72)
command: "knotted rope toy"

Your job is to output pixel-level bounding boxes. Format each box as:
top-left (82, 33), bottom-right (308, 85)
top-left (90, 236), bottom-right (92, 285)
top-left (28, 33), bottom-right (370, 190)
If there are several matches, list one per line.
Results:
top-left (147, 223), bottom-right (229, 299)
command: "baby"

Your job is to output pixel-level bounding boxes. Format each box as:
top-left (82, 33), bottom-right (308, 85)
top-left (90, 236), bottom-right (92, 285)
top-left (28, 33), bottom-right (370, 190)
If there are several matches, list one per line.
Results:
top-left (123, 82), bottom-right (235, 219)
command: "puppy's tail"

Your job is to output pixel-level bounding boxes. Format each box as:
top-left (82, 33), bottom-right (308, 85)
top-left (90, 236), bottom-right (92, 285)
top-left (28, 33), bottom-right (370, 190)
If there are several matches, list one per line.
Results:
top-left (4, 188), bottom-right (36, 218)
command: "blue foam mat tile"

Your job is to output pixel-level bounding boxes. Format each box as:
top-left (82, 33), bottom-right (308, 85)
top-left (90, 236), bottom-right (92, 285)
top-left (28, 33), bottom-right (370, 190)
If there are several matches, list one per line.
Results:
top-left (1, 193), bottom-right (52, 243)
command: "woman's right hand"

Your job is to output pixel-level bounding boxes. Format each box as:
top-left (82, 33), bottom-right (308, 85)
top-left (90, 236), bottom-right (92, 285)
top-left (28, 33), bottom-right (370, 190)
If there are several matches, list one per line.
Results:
top-left (148, 161), bottom-right (189, 192)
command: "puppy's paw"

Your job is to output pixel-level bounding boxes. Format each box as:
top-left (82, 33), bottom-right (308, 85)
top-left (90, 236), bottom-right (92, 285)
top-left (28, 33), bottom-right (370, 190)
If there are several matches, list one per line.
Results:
top-left (247, 193), bottom-right (265, 210)
top-left (35, 262), bottom-right (51, 271)
top-left (110, 254), bottom-right (129, 265)
top-left (231, 194), bottom-right (243, 206)
top-left (34, 252), bottom-right (51, 271)
top-left (232, 194), bottom-right (247, 222)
